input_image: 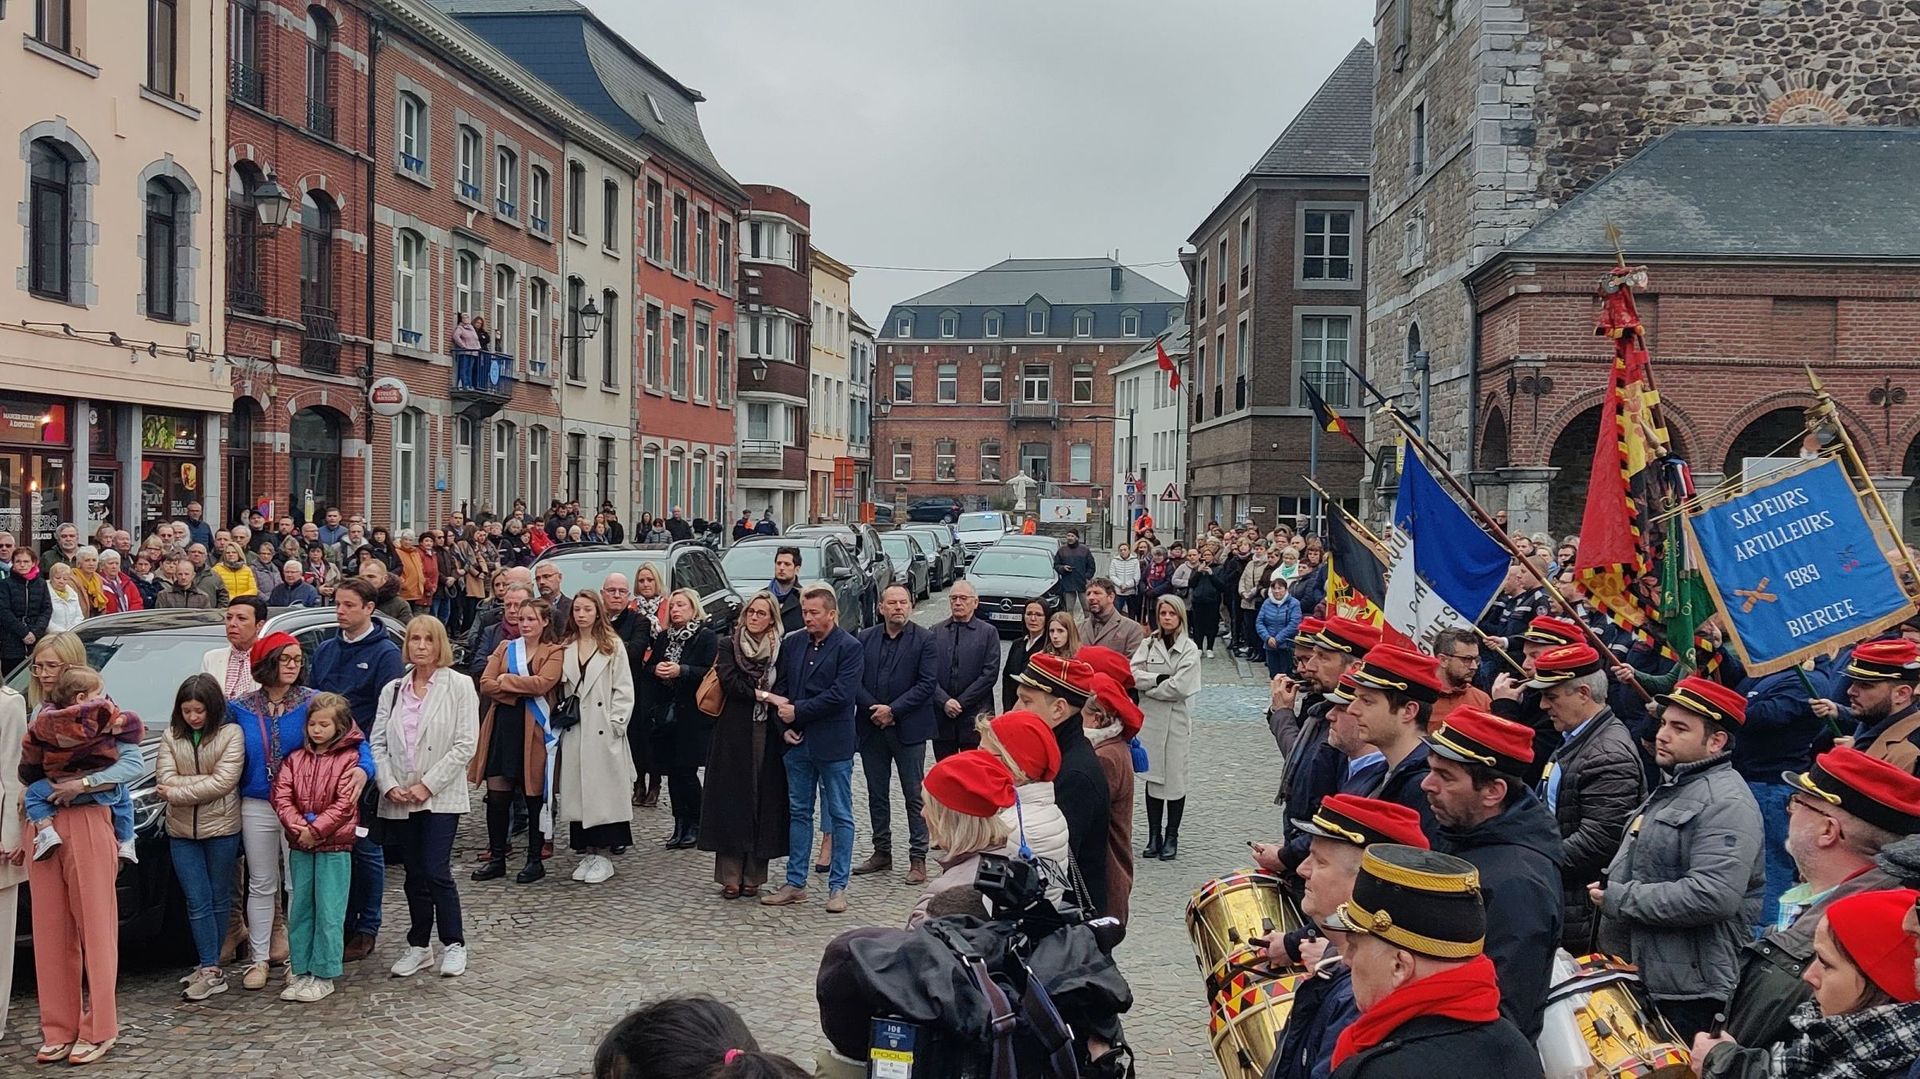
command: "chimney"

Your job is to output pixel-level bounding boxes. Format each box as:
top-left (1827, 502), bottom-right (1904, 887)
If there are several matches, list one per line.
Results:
top-left (1110, 265), bottom-right (1123, 292)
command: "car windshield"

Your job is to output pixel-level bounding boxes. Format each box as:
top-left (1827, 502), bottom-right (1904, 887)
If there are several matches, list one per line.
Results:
top-left (957, 513), bottom-right (1005, 532)
top-left (722, 543), bottom-right (808, 583)
top-left (543, 551), bottom-right (669, 599)
top-left (5, 628), bottom-right (220, 723)
top-left (881, 535), bottom-right (918, 558)
top-left (968, 550), bottom-right (1053, 578)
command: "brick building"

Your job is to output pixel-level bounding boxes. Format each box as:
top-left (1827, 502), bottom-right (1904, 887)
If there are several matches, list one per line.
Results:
top-left (873, 259), bottom-right (1182, 518)
top-left (1467, 126), bottom-right (1920, 541)
top-left (1184, 41), bottom-right (1372, 534)
top-left (734, 184), bottom-right (813, 529)
top-left (1364, 0), bottom-right (1920, 500)
top-left (448, 0), bottom-right (749, 527)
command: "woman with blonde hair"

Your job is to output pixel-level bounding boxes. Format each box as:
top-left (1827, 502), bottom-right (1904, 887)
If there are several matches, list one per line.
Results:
top-left (1132, 594), bottom-right (1202, 861)
top-left (25, 632), bottom-right (88, 711)
top-left (645, 588), bottom-right (717, 850)
top-left (627, 563), bottom-right (669, 808)
top-left (907, 750), bottom-right (1020, 928)
top-left (1043, 610), bottom-right (1081, 659)
top-left (45, 564), bottom-right (88, 633)
top-left (700, 591), bottom-right (789, 897)
top-left (555, 590), bottom-right (637, 883)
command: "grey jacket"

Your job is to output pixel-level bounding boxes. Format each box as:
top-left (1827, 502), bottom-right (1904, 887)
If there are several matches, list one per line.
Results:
top-left (1597, 752), bottom-right (1765, 1002)
top-left (1544, 707), bottom-right (1646, 951)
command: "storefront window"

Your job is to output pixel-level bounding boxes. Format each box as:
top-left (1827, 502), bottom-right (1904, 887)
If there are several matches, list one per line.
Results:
top-left (139, 411), bottom-right (203, 537)
top-left (0, 398), bottom-right (71, 552)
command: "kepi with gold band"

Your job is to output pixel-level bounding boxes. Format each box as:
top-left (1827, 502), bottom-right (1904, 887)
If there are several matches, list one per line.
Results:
top-left (1427, 706), bottom-right (1537, 779)
top-left (1783, 744), bottom-right (1920, 835)
top-left (1325, 670), bottom-right (1360, 706)
top-left (1013, 652), bottom-right (1095, 707)
top-left (1653, 673), bottom-right (1748, 729)
top-left (1293, 793), bottom-right (1431, 851)
top-left (1524, 642), bottom-right (1603, 690)
top-left (1310, 616), bottom-right (1381, 658)
top-left (1518, 615), bottom-right (1585, 647)
top-left (1844, 637), bottom-right (1920, 683)
top-left (1348, 644), bottom-right (1442, 704)
top-left (1323, 844), bottom-right (1485, 960)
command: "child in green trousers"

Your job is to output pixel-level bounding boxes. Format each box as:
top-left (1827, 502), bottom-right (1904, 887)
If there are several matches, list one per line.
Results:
top-left (270, 693), bottom-right (365, 1002)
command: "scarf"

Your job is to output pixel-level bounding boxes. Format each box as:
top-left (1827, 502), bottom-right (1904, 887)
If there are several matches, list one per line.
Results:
top-left (732, 623), bottom-right (781, 723)
top-left (1773, 1000), bottom-right (1920, 1079)
top-left (634, 594), bottom-right (663, 634)
top-left (509, 637), bottom-right (556, 834)
top-left (662, 621), bottom-right (698, 663)
top-left (237, 686), bottom-right (317, 781)
top-left (1330, 954), bottom-right (1503, 1068)
top-left (73, 568), bottom-right (107, 611)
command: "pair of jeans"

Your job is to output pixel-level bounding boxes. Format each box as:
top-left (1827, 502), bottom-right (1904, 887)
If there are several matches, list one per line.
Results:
top-left (1748, 780), bottom-right (1793, 933)
top-left (785, 755), bottom-right (853, 891)
top-left (286, 848), bottom-right (350, 979)
top-left (25, 780), bottom-right (135, 843)
top-left (169, 832), bottom-right (243, 968)
top-left (346, 833), bottom-right (385, 938)
top-left (858, 728), bottom-right (928, 860)
top-left (388, 811), bottom-right (463, 948)
top-left (1264, 646), bottom-right (1295, 679)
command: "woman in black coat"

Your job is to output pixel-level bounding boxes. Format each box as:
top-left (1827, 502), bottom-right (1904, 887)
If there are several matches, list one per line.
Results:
top-left (1000, 600), bottom-right (1049, 711)
top-left (645, 587), bottom-right (718, 851)
top-left (698, 590), bottom-right (789, 898)
top-left (0, 547), bottom-right (53, 675)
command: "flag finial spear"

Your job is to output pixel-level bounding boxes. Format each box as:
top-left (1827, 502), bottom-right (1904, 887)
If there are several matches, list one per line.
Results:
top-left (1604, 221), bottom-right (1627, 267)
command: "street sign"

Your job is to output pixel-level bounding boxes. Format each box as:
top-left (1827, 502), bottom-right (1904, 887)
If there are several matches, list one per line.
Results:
top-left (1124, 480), bottom-right (1138, 498)
top-left (1159, 482), bottom-right (1180, 502)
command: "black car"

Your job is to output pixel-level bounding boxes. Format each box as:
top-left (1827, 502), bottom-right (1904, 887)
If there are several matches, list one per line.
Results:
top-left (7, 607), bottom-right (408, 952)
top-left (959, 547), bottom-right (1062, 636)
top-left (721, 535), bottom-right (868, 631)
top-left (881, 531), bottom-right (934, 600)
top-left (789, 523), bottom-right (894, 618)
top-left (533, 542), bottom-right (743, 633)
top-left (897, 523), bottom-right (963, 588)
top-left (908, 497), bottom-right (962, 523)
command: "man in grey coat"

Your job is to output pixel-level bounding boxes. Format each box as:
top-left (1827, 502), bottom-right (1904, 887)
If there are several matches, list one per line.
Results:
top-left (1591, 675), bottom-right (1765, 1042)
top-left (929, 581), bottom-right (999, 761)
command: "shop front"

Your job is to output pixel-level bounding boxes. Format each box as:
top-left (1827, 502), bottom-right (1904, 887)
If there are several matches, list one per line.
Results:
top-left (0, 396), bottom-right (72, 553)
top-left (139, 411), bottom-right (206, 539)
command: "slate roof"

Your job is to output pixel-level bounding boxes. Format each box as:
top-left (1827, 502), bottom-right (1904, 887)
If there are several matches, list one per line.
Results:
top-left (431, 0), bottom-right (744, 201)
top-left (1113, 317), bottom-right (1191, 373)
top-left (895, 258), bottom-right (1182, 309)
top-left (1501, 125), bottom-right (1920, 260)
top-left (1251, 39), bottom-right (1376, 178)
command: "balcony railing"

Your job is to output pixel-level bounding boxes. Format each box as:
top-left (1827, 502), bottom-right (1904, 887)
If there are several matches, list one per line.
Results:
top-left (229, 59), bottom-right (264, 107)
top-left (306, 100), bottom-right (335, 140)
top-left (452, 350), bottom-right (515, 398)
top-left (398, 152), bottom-right (425, 176)
top-left (1010, 400), bottom-right (1059, 423)
top-left (301, 305), bottom-right (341, 374)
top-left (531, 215), bottom-right (549, 234)
top-left (496, 198), bottom-right (516, 219)
top-left (739, 439), bottom-right (785, 470)
top-left (458, 180), bottom-right (481, 201)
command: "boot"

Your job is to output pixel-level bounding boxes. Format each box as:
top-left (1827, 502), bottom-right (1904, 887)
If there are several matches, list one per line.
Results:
top-left (641, 775), bottom-right (661, 808)
top-left (680, 822), bottom-right (699, 849)
top-left (665, 820), bottom-right (688, 848)
top-left (516, 795), bottom-right (546, 882)
top-left (474, 790), bottom-right (513, 880)
top-left (1161, 797), bottom-right (1184, 861)
top-left (852, 851), bottom-right (893, 876)
top-left (1142, 795), bottom-right (1165, 859)
top-left (904, 857), bottom-right (928, 885)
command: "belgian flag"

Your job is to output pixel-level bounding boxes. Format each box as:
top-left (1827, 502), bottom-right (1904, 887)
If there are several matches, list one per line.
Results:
top-left (1300, 378), bottom-right (1362, 451)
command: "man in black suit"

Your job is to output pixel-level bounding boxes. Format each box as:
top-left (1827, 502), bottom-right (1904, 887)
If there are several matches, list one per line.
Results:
top-left (930, 581), bottom-right (1000, 760)
top-left (851, 584), bottom-right (940, 884)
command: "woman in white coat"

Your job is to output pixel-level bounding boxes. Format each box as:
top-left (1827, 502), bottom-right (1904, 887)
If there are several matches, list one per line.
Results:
top-left (1131, 594), bottom-right (1202, 861)
top-left (974, 710), bottom-right (1072, 905)
top-left (0, 683), bottom-right (29, 1038)
top-left (371, 615), bottom-right (479, 979)
top-left (555, 589), bottom-right (637, 884)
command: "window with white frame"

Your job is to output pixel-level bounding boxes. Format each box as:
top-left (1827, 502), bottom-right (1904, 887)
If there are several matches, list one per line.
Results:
top-left (671, 312), bottom-right (687, 394)
top-left (398, 93), bottom-right (426, 176)
top-left (495, 146), bottom-right (518, 219)
top-left (896, 313), bottom-right (913, 337)
top-left (641, 448), bottom-right (659, 515)
top-left (981, 364), bottom-right (1003, 404)
top-left (715, 328), bottom-right (731, 404)
top-left (672, 193), bottom-right (688, 270)
top-left (893, 364), bottom-right (913, 403)
top-left (395, 409), bottom-right (424, 529)
top-left (1215, 330), bottom-right (1227, 390)
top-left (747, 402), bottom-right (772, 442)
top-left (1027, 309), bottom-right (1046, 335)
top-left (1299, 313), bottom-right (1353, 407)
top-left (1073, 311), bottom-right (1093, 337)
top-left (601, 291), bottom-right (620, 389)
top-left (457, 126), bottom-right (481, 200)
top-left (1198, 257), bottom-right (1209, 318)
top-left (893, 441), bottom-right (912, 480)
top-left (567, 161), bottom-right (586, 236)
top-left (693, 314), bottom-right (710, 399)
top-left (979, 441), bottom-right (1001, 481)
top-left (599, 438), bottom-right (617, 509)
top-left (1121, 310), bottom-right (1139, 337)
top-left (566, 433), bottom-right (584, 501)
top-left (717, 221), bottom-right (731, 289)
top-left (940, 311), bottom-right (958, 338)
top-left (1236, 316), bottom-right (1250, 393)
top-left (696, 208), bottom-right (711, 283)
top-left (937, 364), bottom-right (957, 403)
top-left (984, 311), bottom-right (1001, 338)
top-left (1301, 208), bottom-right (1355, 282)
top-left (492, 420), bottom-right (516, 509)
top-left (529, 278), bottom-right (548, 366)
top-left (1071, 364), bottom-right (1094, 404)
top-left (667, 451), bottom-right (684, 511)
top-left (395, 229), bottom-right (425, 345)
top-left (645, 179), bottom-right (663, 261)
top-left (689, 452), bottom-right (706, 519)
top-left (1022, 363), bottom-right (1051, 402)
top-left (528, 425), bottom-right (549, 512)
top-left (455, 251), bottom-right (478, 319)
top-left (645, 304), bottom-right (662, 386)
top-left (529, 166), bottom-right (550, 233)
top-left (1069, 443), bottom-right (1093, 484)
top-left (1239, 215), bottom-right (1253, 291)
top-left (493, 265), bottom-right (517, 357)
top-left (603, 180), bottom-right (619, 250)
top-left (935, 439), bottom-right (956, 480)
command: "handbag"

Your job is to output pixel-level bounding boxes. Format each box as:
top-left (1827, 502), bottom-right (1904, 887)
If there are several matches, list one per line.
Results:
top-left (549, 650), bottom-right (586, 731)
top-left (696, 666), bottom-right (725, 717)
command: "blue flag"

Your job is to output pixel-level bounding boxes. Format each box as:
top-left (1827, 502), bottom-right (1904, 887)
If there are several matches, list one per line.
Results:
top-left (1382, 445), bottom-right (1510, 646)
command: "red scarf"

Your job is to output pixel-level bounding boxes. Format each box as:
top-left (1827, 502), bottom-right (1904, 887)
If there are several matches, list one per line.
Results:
top-left (1331, 953), bottom-right (1503, 1068)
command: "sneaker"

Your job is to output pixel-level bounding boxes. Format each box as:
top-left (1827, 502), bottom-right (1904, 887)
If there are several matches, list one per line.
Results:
top-left (825, 889), bottom-right (849, 914)
top-left (581, 854), bottom-right (615, 884)
top-left (31, 828), bottom-right (62, 861)
top-left (118, 837), bottom-right (138, 863)
top-left (242, 961), bottom-right (271, 990)
top-left (439, 943), bottom-right (467, 977)
top-left (571, 858), bottom-right (591, 882)
top-left (182, 968), bottom-right (228, 1002)
top-left (295, 977), bottom-right (335, 1003)
top-left (759, 884), bottom-right (808, 906)
top-left (278, 975), bottom-right (309, 1002)
top-left (389, 945), bottom-right (434, 978)
top-left (1204, 648), bottom-right (1215, 659)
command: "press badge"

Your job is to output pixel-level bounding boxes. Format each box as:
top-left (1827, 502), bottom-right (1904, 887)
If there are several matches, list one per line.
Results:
top-left (868, 1018), bottom-right (915, 1078)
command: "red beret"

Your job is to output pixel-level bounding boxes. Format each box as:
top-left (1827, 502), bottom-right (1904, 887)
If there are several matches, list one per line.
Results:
top-left (1826, 888), bottom-right (1920, 1003)
top-left (249, 631), bottom-right (300, 669)
top-left (924, 750), bottom-right (1017, 819)
top-left (1076, 646), bottom-right (1134, 691)
top-left (1429, 706), bottom-right (1537, 776)
top-left (988, 710), bottom-right (1061, 782)
top-left (1519, 616), bottom-right (1585, 646)
top-left (1015, 653), bottom-right (1096, 705)
top-left (1313, 616), bottom-right (1381, 657)
top-left (1295, 793), bottom-right (1431, 850)
top-left (1087, 673), bottom-right (1143, 739)
top-left (1785, 746), bottom-right (1920, 835)
top-left (1351, 644), bottom-right (1443, 703)
top-left (1658, 675), bottom-right (1747, 728)
top-left (1527, 642), bottom-right (1604, 689)
top-left (1847, 638), bottom-right (1920, 683)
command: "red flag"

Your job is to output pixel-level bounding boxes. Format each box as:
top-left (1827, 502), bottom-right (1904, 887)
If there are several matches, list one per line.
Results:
top-left (1157, 340), bottom-right (1182, 390)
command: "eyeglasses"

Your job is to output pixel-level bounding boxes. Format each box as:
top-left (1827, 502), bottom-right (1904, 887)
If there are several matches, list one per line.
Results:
top-left (278, 654), bottom-right (305, 666)
top-left (29, 661), bottom-right (67, 673)
top-left (1446, 652), bottom-right (1479, 662)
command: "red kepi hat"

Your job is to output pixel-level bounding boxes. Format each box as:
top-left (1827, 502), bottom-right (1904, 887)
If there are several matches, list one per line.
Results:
top-left (1015, 653), bottom-right (1096, 707)
top-left (1349, 644), bottom-right (1443, 704)
top-left (1526, 642), bottom-right (1604, 690)
top-left (1428, 706), bottom-right (1537, 777)
top-left (1518, 616), bottom-right (1584, 647)
top-left (1076, 646), bottom-right (1134, 692)
top-left (1656, 675), bottom-right (1748, 729)
top-left (1294, 793), bottom-right (1431, 850)
top-left (1784, 746), bottom-right (1920, 835)
top-left (1846, 638), bottom-right (1920, 683)
top-left (1312, 617), bottom-right (1381, 657)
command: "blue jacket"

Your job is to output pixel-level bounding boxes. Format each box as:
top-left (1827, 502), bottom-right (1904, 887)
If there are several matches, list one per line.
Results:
top-left (268, 581), bottom-right (322, 607)
top-left (854, 621), bottom-right (940, 744)
top-left (185, 519), bottom-right (214, 551)
top-left (774, 625), bottom-right (864, 763)
top-left (308, 627), bottom-right (404, 735)
top-left (1268, 955), bottom-right (1357, 1079)
top-left (1735, 660), bottom-right (1833, 784)
top-left (1256, 594), bottom-right (1303, 652)
top-left (229, 690), bottom-right (374, 801)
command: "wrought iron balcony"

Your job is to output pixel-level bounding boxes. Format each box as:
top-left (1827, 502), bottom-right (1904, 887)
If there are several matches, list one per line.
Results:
top-left (531, 215), bottom-right (549, 234)
top-left (1010, 400), bottom-right (1059, 424)
top-left (458, 180), bottom-right (481, 202)
top-left (301, 305), bottom-right (341, 374)
top-left (306, 100), bottom-right (335, 140)
top-left (399, 152), bottom-right (425, 176)
top-left (229, 59), bottom-right (264, 108)
top-left (496, 198), bottom-right (516, 219)
top-left (452, 349), bottom-right (516, 416)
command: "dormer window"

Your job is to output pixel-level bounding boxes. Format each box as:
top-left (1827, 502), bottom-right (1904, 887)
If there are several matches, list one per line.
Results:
top-left (1028, 309), bottom-right (1046, 335)
top-left (896, 313), bottom-right (913, 337)
top-left (1073, 310), bottom-right (1094, 337)
top-left (939, 311), bottom-right (958, 338)
top-left (984, 312), bottom-right (1002, 338)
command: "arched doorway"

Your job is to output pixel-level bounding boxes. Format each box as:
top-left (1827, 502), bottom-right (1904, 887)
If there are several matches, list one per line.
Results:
top-left (1479, 403), bottom-right (1510, 471)
top-left (1547, 406), bottom-right (1601, 539)
top-left (227, 398), bottom-right (261, 522)
top-left (289, 406), bottom-right (343, 525)
top-left (1723, 407), bottom-right (1814, 482)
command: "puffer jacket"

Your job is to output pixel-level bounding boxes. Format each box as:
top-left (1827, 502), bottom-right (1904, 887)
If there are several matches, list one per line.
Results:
top-left (1544, 707), bottom-right (1646, 951)
top-left (1598, 752), bottom-right (1766, 1003)
top-left (269, 722), bottom-right (367, 853)
top-left (156, 723), bottom-right (245, 839)
top-left (906, 844), bottom-right (1020, 929)
top-left (996, 780), bottom-right (1072, 896)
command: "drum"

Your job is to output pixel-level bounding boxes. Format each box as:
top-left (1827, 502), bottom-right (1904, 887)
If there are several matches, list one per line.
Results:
top-left (1205, 943), bottom-right (1288, 999)
top-left (1186, 870), bottom-right (1305, 976)
top-left (1535, 952), bottom-right (1692, 1079)
top-left (1207, 971), bottom-right (1301, 1079)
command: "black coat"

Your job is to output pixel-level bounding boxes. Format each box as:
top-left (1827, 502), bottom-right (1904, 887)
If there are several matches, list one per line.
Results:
top-left (1052, 719), bottom-right (1110, 917)
top-left (853, 622), bottom-right (940, 745)
top-left (0, 572), bottom-right (52, 668)
top-left (1054, 543), bottom-right (1095, 594)
top-left (1366, 743), bottom-right (1437, 840)
top-left (698, 637), bottom-right (789, 861)
top-left (644, 625), bottom-right (718, 771)
top-left (1001, 633), bottom-right (1045, 712)
top-left (1434, 792), bottom-right (1565, 1042)
top-left (1329, 1015), bottom-right (1543, 1079)
top-left (773, 585), bottom-right (803, 633)
top-left (931, 616), bottom-right (1000, 746)
top-left (1542, 708), bottom-right (1645, 950)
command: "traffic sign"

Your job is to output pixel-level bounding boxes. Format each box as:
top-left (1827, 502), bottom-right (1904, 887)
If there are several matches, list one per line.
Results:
top-left (1159, 482), bottom-right (1180, 502)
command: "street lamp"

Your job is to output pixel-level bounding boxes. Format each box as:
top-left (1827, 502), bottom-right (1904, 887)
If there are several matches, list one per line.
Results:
top-left (876, 397), bottom-right (893, 417)
top-left (562, 297), bottom-right (602, 341)
top-left (253, 171), bottom-right (294, 228)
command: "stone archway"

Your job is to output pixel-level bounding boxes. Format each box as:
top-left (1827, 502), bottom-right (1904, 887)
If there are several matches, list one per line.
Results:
top-left (1723, 407), bottom-right (1814, 482)
top-left (1547, 405), bottom-right (1601, 538)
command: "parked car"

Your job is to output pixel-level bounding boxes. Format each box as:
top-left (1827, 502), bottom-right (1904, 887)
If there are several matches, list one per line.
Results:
top-left (897, 523), bottom-right (962, 588)
top-left (908, 496), bottom-right (962, 523)
top-left (533, 542), bottom-right (744, 633)
top-left (954, 510), bottom-right (1013, 561)
top-left (720, 536), bottom-right (868, 631)
top-left (789, 523), bottom-right (893, 619)
top-left (959, 547), bottom-right (1062, 637)
top-left (992, 533), bottom-right (1062, 557)
top-left (7, 606), bottom-right (408, 952)
top-left (881, 531), bottom-right (934, 601)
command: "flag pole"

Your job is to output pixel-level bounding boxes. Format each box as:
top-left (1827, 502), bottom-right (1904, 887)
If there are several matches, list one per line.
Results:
top-left (1470, 625), bottom-right (1532, 679)
top-left (1308, 407), bottom-right (1322, 535)
top-left (1807, 365), bottom-right (1920, 593)
top-left (1303, 475), bottom-right (1389, 560)
top-left (1378, 405), bottom-right (1654, 703)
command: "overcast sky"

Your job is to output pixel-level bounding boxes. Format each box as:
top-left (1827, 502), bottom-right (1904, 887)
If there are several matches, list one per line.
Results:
top-left (584, 1), bottom-right (1375, 320)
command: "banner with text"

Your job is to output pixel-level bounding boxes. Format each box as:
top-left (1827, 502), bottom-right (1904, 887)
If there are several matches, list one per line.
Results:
top-left (1685, 457), bottom-right (1911, 674)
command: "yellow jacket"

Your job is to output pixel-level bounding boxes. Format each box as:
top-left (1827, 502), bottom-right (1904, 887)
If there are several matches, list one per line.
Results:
top-left (213, 561), bottom-right (257, 597)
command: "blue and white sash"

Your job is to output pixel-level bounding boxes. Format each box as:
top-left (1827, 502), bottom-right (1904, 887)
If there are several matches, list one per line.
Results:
top-left (509, 636), bottom-right (557, 834)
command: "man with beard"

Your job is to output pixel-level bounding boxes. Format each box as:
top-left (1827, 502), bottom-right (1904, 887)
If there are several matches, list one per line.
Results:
top-left (1252, 672), bottom-right (1390, 880)
top-left (1078, 577), bottom-right (1144, 656)
top-left (1260, 795), bottom-right (1432, 1079)
top-left (1422, 707), bottom-right (1564, 1040)
top-left (1264, 616), bottom-right (1325, 778)
top-left (1847, 638), bottom-right (1920, 774)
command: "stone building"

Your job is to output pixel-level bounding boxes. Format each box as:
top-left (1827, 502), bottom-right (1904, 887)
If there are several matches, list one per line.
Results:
top-left (1468, 125), bottom-right (1920, 541)
top-left (848, 310), bottom-right (877, 514)
top-left (1365, 0), bottom-right (1920, 506)
top-left (1184, 40), bottom-right (1373, 535)
top-left (1108, 319), bottom-right (1190, 548)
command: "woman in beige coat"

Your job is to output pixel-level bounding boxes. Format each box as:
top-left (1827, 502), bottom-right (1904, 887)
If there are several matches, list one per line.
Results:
top-left (554, 590), bottom-right (637, 884)
top-left (0, 682), bottom-right (29, 1038)
top-left (156, 673), bottom-right (246, 1001)
top-left (372, 616), bottom-right (478, 978)
top-left (1131, 594), bottom-right (1203, 861)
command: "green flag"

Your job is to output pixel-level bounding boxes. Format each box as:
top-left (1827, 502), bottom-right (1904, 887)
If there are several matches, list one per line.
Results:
top-left (1661, 526), bottom-right (1713, 673)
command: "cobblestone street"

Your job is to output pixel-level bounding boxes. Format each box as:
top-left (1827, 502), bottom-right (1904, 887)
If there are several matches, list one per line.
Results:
top-left (3, 600), bottom-right (1282, 1077)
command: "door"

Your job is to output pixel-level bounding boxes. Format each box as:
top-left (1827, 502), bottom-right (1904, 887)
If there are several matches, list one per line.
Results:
top-left (288, 407), bottom-right (342, 525)
top-left (453, 416), bottom-right (474, 516)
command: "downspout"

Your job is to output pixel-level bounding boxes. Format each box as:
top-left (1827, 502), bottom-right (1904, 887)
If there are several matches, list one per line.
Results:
top-left (1462, 278), bottom-right (1480, 476)
top-left (363, 17), bottom-right (383, 520)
